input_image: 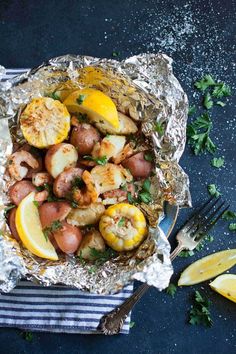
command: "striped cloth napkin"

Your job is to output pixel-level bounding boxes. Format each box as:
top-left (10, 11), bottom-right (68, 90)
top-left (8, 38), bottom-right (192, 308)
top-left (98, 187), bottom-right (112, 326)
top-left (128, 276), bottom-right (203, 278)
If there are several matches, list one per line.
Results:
top-left (0, 68), bottom-right (133, 334)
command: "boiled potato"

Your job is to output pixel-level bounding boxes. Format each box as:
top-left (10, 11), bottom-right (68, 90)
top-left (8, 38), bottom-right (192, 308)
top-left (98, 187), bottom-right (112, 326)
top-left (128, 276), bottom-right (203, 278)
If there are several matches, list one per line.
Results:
top-left (66, 202), bottom-right (105, 227)
top-left (45, 143), bottom-right (78, 178)
top-left (90, 163), bottom-right (127, 194)
top-left (92, 135), bottom-right (126, 161)
top-left (95, 112), bottom-right (138, 135)
top-left (77, 230), bottom-right (105, 260)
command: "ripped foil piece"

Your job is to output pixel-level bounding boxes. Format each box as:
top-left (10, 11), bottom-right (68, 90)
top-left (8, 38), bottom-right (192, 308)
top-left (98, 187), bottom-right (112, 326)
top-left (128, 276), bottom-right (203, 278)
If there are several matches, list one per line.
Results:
top-left (0, 54), bottom-right (191, 294)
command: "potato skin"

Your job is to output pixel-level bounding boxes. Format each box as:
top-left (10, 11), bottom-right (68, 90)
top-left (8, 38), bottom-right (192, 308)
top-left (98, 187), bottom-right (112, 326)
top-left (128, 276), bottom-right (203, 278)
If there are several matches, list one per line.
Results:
top-left (8, 207), bottom-right (20, 241)
top-left (70, 123), bottom-right (100, 155)
top-left (53, 221), bottom-right (82, 254)
top-left (77, 230), bottom-right (105, 260)
top-left (122, 152), bottom-right (152, 179)
top-left (45, 143), bottom-right (78, 178)
top-left (53, 167), bottom-right (84, 198)
top-left (66, 202), bottom-right (105, 227)
top-left (8, 180), bottom-right (36, 206)
top-left (39, 202), bottom-right (72, 229)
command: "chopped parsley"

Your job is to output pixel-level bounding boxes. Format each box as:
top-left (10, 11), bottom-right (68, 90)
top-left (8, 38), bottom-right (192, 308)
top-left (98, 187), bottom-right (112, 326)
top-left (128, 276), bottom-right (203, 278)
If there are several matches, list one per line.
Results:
top-left (208, 184), bottom-right (221, 197)
top-left (83, 155), bottom-right (108, 165)
top-left (112, 51), bottom-right (120, 57)
top-left (229, 223), bottom-right (236, 231)
top-left (75, 112), bottom-right (88, 123)
top-left (222, 210), bottom-right (236, 221)
top-left (187, 113), bottom-right (216, 155)
top-left (138, 178), bottom-right (152, 204)
top-left (188, 105), bottom-right (197, 116)
top-left (76, 94), bottom-right (86, 105)
top-left (189, 291), bottom-right (213, 327)
top-left (154, 122), bottom-right (165, 136)
top-left (194, 74), bottom-right (216, 91)
top-left (33, 201), bottom-right (39, 208)
top-left (212, 83), bottom-right (231, 98)
top-left (89, 247), bottom-right (117, 265)
top-left (211, 157), bottom-right (224, 168)
top-left (129, 321), bottom-right (135, 328)
top-left (47, 91), bottom-right (61, 101)
top-left (118, 217), bottom-right (126, 227)
top-left (127, 191), bottom-right (135, 203)
top-left (21, 331), bottom-right (34, 342)
top-left (216, 101), bottom-right (226, 107)
top-left (43, 220), bottom-right (63, 241)
top-left (203, 92), bottom-right (213, 110)
top-left (166, 283), bottom-right (177, 298)
top-left (178, 250), bottom-right (195, 258)
top-left (71, 176), bottom-right (85, 189)
top-left (3, 204), bottom-right (15, 217)
top-left (144, 152), bottom-right (154, 162)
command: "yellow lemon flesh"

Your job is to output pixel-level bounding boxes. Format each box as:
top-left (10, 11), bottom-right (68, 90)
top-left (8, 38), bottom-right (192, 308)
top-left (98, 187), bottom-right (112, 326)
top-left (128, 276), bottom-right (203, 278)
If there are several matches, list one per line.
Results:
top-left (178, 249), bottom-right (236, 286)
top-left (20, 97), bottom-right (70, 148)
top-left (63, 88), bottom-right (120, 130)
top-left (15, 192), bottom-right (58, 261)
top-left (210, 274), bottom-right (236, 303)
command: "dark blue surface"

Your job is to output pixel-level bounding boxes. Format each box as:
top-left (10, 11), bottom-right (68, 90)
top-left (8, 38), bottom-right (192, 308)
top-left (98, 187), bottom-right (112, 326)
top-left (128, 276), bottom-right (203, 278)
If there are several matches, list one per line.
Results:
top-left (0, 0), bottom-right (235, 353)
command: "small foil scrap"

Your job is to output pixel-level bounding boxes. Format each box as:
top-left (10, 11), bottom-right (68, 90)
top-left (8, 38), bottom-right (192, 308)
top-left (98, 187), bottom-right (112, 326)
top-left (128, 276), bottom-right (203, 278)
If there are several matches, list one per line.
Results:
top-left (0, 54), bottom-right (191, 294)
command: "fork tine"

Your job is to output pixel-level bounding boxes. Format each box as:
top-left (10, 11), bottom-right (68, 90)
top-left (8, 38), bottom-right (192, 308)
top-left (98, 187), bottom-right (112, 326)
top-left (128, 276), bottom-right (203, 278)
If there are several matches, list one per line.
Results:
top-left (202, 204), bottom-right (230, 235)
top-left (184, 197), bottom-right (214, 228)
top-left (186, 196), bottom-right (220, 232)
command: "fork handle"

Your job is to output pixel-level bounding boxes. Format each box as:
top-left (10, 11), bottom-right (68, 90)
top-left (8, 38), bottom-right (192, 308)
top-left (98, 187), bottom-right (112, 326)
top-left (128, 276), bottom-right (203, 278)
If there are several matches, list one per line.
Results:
top-left (98, 244), bottom-right (184, 334)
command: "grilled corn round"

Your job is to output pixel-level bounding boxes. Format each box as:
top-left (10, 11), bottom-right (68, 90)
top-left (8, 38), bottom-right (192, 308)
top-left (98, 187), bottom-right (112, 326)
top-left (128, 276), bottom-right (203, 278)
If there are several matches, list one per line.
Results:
top-left (99, 203), bottom-right (147, 251)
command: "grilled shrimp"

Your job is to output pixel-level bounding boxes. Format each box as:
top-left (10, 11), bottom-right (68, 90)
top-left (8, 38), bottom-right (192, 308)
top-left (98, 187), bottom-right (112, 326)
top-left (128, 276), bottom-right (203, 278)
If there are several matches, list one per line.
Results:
top-left (32, 172), bottom-right (53, 187)
top-left (72, 170), bottom-right (98, 206)
top-left (8, 151), bottom-right (39, 181)
top-left (34, 190), bottom-right (49, 203)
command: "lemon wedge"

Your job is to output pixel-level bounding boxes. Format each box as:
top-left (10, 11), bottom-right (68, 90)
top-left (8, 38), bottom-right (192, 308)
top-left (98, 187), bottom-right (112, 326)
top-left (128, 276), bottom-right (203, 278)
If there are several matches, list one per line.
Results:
top-left (20, 97), bottom-right (70, 148)
top-left (15, 192), bottom-right (58, 260)
top-left (63, 88), bottom-right (120, 130)
top-left (178, 249), bottom-right (236, 286)
top-left (210, 274), bottom-right (236, 303)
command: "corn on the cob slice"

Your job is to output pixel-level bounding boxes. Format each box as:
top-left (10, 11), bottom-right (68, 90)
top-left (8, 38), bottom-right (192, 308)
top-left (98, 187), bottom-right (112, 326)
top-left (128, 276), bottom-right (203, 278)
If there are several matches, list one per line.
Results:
top-left (99, 203), bottom-right (147, 251)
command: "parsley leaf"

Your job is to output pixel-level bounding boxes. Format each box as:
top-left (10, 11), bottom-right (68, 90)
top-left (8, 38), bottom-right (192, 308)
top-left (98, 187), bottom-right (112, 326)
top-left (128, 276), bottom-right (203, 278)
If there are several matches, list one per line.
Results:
top-left (129, 321), bottom-right (135, 328)
top-left (144, 152), bottom-right (154, 162)
top-left (83, 155), bottom-right (108, 165)
top-left (112, 51), bottom-right (120, 57)
top-left (118, 217), bottom-right (126, 227)
top-left (138, 178), bottom-right (153, 204)
top-left (21, 331), bottom-right (34, 342)
top-left (194, 75), bottom-right (216, 91)
top-left (47, 91), bottom-right (61, 101)
top-left (187, 113), bottom-right (216, 155)
top-left (154, 122), bottom-right (165, 136)
top-left (189, 291), bottom-right (213, 327)
top-left (229, 223), bottom-right (236, 231)
top-left (203, 92), bottom-right (213, 110)
top-left (33, 201), bottom-right (39, 208)
top-left (3, 204), bottom-right (15, 217)
top-left (211, 157), bottom-right (224, 168)
top-left (75, 112), bottom-right (88, 123)
top-left (216, 101), bottom-right (226, 107)
top-left (43, 220), bottom-right (63, 241)
top-left (127, 191), bottom-right (135, 203)
top-left (208, 184), bottom-right (221, 197)
top-left (222, 210), bottom-right (236, 221)
top-left (166, 283), bottom-right (177, 298)
top-left (188, 105), bottom-right (197, 116)
top-left (212, 83), bottom-right (231, 98)
top-left (89, 247), bottom-right (117, 265)
top-left (76, 94), bottom-right (86, 105)
top-left (71, 176), bottom-right (85, 189)
top-left (178, 250), bottom-right (195, 257)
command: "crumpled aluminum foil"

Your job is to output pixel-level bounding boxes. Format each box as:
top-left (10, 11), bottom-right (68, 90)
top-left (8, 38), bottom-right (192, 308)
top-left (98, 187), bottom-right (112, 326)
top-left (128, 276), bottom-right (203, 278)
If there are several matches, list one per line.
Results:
top-left (0, 54), bottom-right (191, 294)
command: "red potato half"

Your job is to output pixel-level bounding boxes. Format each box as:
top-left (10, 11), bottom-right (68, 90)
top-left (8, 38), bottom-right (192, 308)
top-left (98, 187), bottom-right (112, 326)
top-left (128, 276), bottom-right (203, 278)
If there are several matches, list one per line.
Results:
top-left (8, 180), bottom-right (36, 206)
top-left (122, 152), bottom-right (153, 179)
top-left (70, 123), bottom-right (100, 155)
top-left (53, 167), bottom-right (84, 198)
top-left (45, 143), bottom-right (78, 178)
top-left (53, 221), bottom-right (82, 254)
top-left (8, 207), bottom-right (20, 241)
top-left (39, 202), bottom-right (72, 229)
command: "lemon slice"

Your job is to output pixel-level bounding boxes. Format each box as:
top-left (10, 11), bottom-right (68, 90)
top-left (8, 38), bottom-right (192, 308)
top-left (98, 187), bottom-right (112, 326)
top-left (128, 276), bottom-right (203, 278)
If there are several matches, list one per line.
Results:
top-left (178, 249), bottom-right (236, 286)
top-left (63, 88), bottom-right (120, 130)
top-left (15, 192), bottom-right (58, 260)
top-left (210, 274), bottom-right (236, 303)
top-left (20, 97), bottom-right (70, 148)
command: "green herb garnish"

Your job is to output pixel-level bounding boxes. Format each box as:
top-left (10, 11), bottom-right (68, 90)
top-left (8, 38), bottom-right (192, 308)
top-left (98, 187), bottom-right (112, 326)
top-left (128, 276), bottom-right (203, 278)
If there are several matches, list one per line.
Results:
top-left (129, 321), bottom-right (135, 328)
top-left (187, 113), bottom-right (216, 155)
top-left (112, 51), bottom-right (120, 57)
top-left (76, 94), bottom-right (86, 105)
top-left (144, 152), bottom-right (154, 162)
top-left (89, 247), bottom-right (117, 265)
top-left (21, 331), bottom-right (34, 342)
top-left (154, 122), bottom-right (165, 136)
top-left (43, 220), bottom-right (63, 241)
top-left (3, 204), bottom-right (15, 217)
top-left (222, 210), bottom-right (236, 221)
top-left (138, 178), bottom-right (152, 204)
top-left (178, 250), bottom-right (195, 257)
top-left (127, 191), bottom-right (135, 203)
top-left (75, 112), bottom-right (88, 123)
top-left (229, 223), bottom-right (236, 231)
top-left (189, 291), bottom-right (213, 327)
top-left (118, 217), bottom-right (126, 227)
top-left (203, 92), bottom-right (213, 110)
top-left (194, 75), bottom-right (216, 92)
top-left (166, 283), bottom-right (177, 298)
top-left (216, 101), bottom-right (226, 107)
top-left (83, 155), bottom-right (108, 165)
top-left (211, 157), bottom-right (224, 168)
top-left (33, 201), bottom-right (39, 208)
top-left (71, 176), bottom-right (85, 189)
top-left (47, 91), bottom-right (60, 101)
top-left (212, 83), bottom-right (231, 98)
top-left (208, 184), bottom-right (221, 197)
top-left (188, 105), bottom-right (197, 116)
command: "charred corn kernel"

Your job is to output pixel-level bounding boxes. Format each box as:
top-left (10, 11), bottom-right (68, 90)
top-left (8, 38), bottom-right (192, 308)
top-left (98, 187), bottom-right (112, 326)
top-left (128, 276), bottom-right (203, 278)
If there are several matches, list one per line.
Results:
top-left (99, 203), bottom-right (147, 251)
top-left (20, 97), bottom-right (70, 148)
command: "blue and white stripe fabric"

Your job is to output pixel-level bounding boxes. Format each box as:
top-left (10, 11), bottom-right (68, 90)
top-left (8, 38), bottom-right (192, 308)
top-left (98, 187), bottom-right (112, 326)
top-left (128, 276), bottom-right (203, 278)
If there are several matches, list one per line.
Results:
top-left (0, 68), bottom-right (133, 334)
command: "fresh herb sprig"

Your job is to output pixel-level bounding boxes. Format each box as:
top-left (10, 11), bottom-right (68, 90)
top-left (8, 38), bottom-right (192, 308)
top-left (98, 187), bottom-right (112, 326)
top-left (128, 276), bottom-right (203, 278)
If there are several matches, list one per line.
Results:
top-left (43, 220), bottom-right (63, 241)
top-left (83, 155), bottom-right (108, 165)
top-left (211, 157), bottom-right (224, 168)
top-left (208, 184), bottom-right (221, 197)
top-left (166, 283), bottom-right (177, 298)
top-left (189, 291), bottom-right (213, 327)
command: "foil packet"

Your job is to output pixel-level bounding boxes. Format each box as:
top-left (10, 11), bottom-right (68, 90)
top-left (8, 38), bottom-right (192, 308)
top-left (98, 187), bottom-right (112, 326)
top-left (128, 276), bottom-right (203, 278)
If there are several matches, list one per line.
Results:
top-left (0, 54), bottom-right (191, 294)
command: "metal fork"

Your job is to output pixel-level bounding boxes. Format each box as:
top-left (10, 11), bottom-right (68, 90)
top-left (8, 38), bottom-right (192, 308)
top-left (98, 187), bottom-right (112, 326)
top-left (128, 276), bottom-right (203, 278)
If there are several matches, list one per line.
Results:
top-left (98, 197), bottom-right (229, 335)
